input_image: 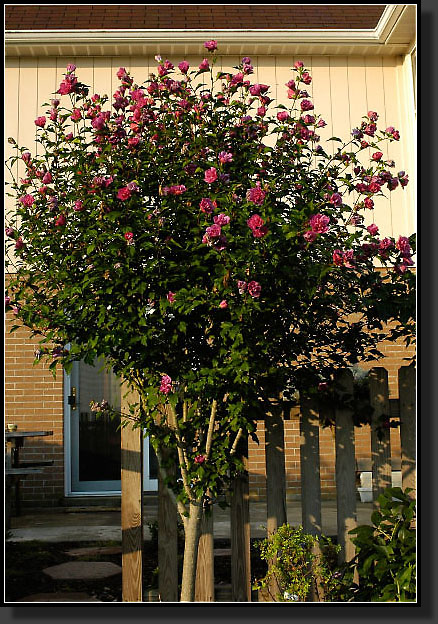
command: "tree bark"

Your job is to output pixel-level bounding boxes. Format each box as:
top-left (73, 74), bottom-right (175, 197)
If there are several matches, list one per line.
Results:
top-left (180, 502), bottom-right (203, 602)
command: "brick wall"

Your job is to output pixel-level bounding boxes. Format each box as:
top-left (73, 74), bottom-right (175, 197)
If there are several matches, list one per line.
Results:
top-left (5, 309), bottom-right (65, 509)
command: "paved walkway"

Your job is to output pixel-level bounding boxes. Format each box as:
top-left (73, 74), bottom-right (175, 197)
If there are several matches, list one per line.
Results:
top-left (7, 500), bottom-right (373, 542)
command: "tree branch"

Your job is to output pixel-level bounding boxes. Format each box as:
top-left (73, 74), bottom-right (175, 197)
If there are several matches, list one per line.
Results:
top-left (205, 399), bottom-right (218, 460)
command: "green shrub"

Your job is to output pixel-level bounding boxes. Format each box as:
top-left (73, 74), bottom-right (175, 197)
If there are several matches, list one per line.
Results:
top-left (347, 486), bottom-right (416, 602)
top-left (253, 524), bottom-right (344, 602)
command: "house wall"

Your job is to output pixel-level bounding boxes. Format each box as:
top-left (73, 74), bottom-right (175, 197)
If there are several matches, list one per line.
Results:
top-left (5, 53), bottom-right (416, 508)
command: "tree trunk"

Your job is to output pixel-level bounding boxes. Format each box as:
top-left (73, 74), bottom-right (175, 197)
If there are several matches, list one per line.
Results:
top-left (180, 501), bottom-right (203, 602)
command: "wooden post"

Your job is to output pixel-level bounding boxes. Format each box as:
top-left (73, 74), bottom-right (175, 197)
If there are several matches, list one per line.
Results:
top-left (158, 448), bottom-right (178, 602)
top-left (195, 502), bottom-right (214, 602)
top-left (399, 366), bottom-right (416, 498)
top-left (231, 438), bottom-right (251, 602)
top-left (369, 368), bottom-right (392, 508)
top-left (265, 400), bottom-right (287, 536)
top-left (300, 396), bottom-right (322, 536)
top-left (334, 369), bottom-right (357, 565)
top-left (121, 384), bottom-right (143, 602)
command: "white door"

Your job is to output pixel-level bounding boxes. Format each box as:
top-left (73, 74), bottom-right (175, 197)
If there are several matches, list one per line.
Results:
top-left (65, 358), bottom-right (158, 496)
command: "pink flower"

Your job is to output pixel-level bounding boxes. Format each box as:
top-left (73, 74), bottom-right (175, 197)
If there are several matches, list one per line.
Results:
top-left (5, 226), bottom-right (14, 237)
top-left (42, 172), bottom-right (52, 184)
top-left (128, 136), bottom-right (140, 148)
top-left (167, 291), bottom-right (175, 303)
top-left (92, 115), bottom-right (106, 131)
top-left (55, 214), bottom-right (66, 227)
top-left (309, 214), bottom-right (330, 234)
top-left (194, 454), bottom-right (206, 464)
top-left (5, 296), bottom-right (11, 306)
top-left (219, 300), bottom-right (228, 309)
top-left (66, 63), bottom-right (76, 74)
top-left (206, 224), bottom-right (222, 238)
top-left (213, 214), bottom-right (230, 226)
top-left (70, 108), bottom-right (82, 122)
top-left (57, 74), bottom-right (78, 95)
top-left (74, 200), bottom-right (84, 212)
top-left (367, 111), bottom-right (379, 121)
top-left (248, 281), bottom-right (261, 298)
top-left (396, 236), bottom-right (412, 257)
top-left (333, 250), bottom-right (344, 266)
top-left (247, 214), bottom-right (265, 230)
top-left (246, 186), bottom-right (266, 205)
top-left (237, 280), bottom-right (247, 294)
top-left (34, 116), bottom-right (46, 128)
top-left (366, 223), bottom-right (379, 236)
top-left (294, 60), bottom-right (304, 69)
top-left (19, 194), bottom-right (35, 207)
top-left (162, 184), bottom-right (187, 196)
top-left (218, 151), bottom-right (233, 164)
top-left (117, 187), bottom-right (131, 201)
top-left (364, 197), bottom-right (374, 209)
top-left (65, 132), bottom-right (73, 141)
top-left (300, 99), bottom-right (314, 112)
top-left (333, 250), bottom-right (354, 268)
top-left (303, 230), bottom-right (317, 243)
top-left (199, 197), bottom-right (216, 214)
top-left (15, 238), bottom-right (24, 250)
top-left (257, 106), bottom-right (266, 117)
top-left (249, 83), bottom-right (269, 96)
top-left (117, 67), bottom-right (128, 79)
top-left (21, 152), bottom-right (31, 164)
top-left (199, 58), bottom-right (210, 71)
top-left (204, 40), bottom-right (218, 51)
top-left (204, 167), bottom-right (218, 184)
top-left (124, 231), bottom-right (134, 245)
top-left (178, 60), bottom-right (190, 73)
top-left (301, 71), bottom-right (312, 85)
top-left (159, 374), bottom-right (172, 395)
top-left (372, 151), bottom-right (383, 161)
top-left (277, 111), bottom-right (289, 122)
top-left (330, 192), bottom-right (343, 206)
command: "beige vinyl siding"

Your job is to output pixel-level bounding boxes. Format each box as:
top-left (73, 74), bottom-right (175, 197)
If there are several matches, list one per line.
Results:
top-left (5, 54), bottom-right (415, 245)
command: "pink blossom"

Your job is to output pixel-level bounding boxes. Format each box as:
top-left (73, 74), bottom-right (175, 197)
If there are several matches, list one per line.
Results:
top-left (70, 108), bottom-right (82, 122)
top-left (5, 226), bottom-right (14, 237)
top-left (368, 181), bottom-right (381, 194)
top-left (294, 61), bottom-right (304, 69)
top-left (34, 116), bottom-right (46, 128)
top-left (194, 454), bottom-right (206, 464)
top-left (204, 40), bottom-right (218, 51)
top-left (117, 187), bottom-right (131, 201)
top-left (330, 193), bottom-right (343, 206)
top-left (128, 137), bottom-right (140, 147)
top-left (66, 63), bottom-right (76, 74)
top-left (199, 58), bottom-right (210, 71)
top-left (333, 250), bottom-right (355, 268)
top-left (218, 151), bottom-right (233, 164)
top-left (55, 214), bottom-right (66, 227)
top-left (249, 83), bottom-right (269, 96)
top-left (42, 172), bottom-right (52, 184)
top-left (19, 194), bottom-right (35, 207)
top-left (204, 168), bottom-right (218, 184)
top-left (301, 71), bottom-right (312, 85)
top-left (5, 296), bottom-right (11, 306)
top-left (159, 374), bottom-right (172, 394)
top-left (396, 236), bottom-right (412, 257)
top-left (366, 224), bottom-right (379, 236)
top-left (15, 238), bottom-right (24, 250)
top-left (199, 197), bottom-right (216, 214)
top-left (277, 111), bottom-right (289, 122)
top-left (219, 300), bottom-right (228, 309)
top-left (300, 99), bottom-right (314, 112)
top-left (65, 132), bottom-right (73, 141)
top-left (237, 281), bottom-right (247, 294)
top-left (57, 74), bottom-right (78, 95)
top-left (372, 151), bottom-right (383, 161)
top-left (247, 214), bottom-right (265, 230)
top-left (363, 123), bottom-right (376, 137)
top-left (364, 197), bottom-right (374, 209)
top-left (124, 232), bottom-right (134, 245)
top-left (206, 224), bottom-right (222, 238)
top-left (246, 186), bottom-right (266, 205)
top-left (257, 106), bottom-right (266, 117)
top-left (21, 152), bottom-right (31, 164)
top-left (74, 200), bottom-right (84, 212)
top-left (303, 230), bottom-right (317, 243)
top-left (213, 214), bottom-right (230, 226)
top-left (309, 213), bottom-right (330, 234)
top-left (178, 60), bottom-right (190, 73)
top-left (379, 238), bottom-right (394, 256)
top-left (162, 184), bottom-right (187, 196)
top-left (117, 67), bottom-right (128, 79)
top-left (247, 281), bottom-right (261, 298)
top-left (367, 111), bottom-right (379, 121)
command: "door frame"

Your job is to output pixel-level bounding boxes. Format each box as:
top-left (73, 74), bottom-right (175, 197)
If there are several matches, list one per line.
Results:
top-left (64, 363), bottom-right (158, 497)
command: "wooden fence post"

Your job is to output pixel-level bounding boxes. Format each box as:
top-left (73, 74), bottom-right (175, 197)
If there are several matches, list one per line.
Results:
top-left (158, 448), bottom-right (178, 602)
top-left (399, 365), bottom-right (416, 498)
top-left (265, 400), bottom-right (287, 536)
top-left (300, 396), bottom-right (323, 602)
top-left (334, 369), bottom-right (357, 566)
top-left (300, 396), bottom-right (322, 536)
top-left (121, 384), bottom-right (143, 602)
top-left (231, 438), bottom-right (251, 602)
top-left (369, 368), bottom-right (392, 507)
top-left (195, 502), bottom-right (214, 602)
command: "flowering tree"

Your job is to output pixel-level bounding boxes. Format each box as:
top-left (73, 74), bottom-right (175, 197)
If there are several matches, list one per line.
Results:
top-left (5, 41), bottom-right (415, 601)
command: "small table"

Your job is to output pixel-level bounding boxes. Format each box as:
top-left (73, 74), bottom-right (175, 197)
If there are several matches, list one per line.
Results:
top-left (5, 430), bottom-right (54, 526)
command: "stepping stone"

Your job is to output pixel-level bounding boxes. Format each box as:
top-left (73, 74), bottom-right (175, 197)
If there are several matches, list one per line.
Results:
top-left (65, 545), bottom-right (122, 557)
top-left (43, 561), bottom-right (122, 580)
top-left (16, 592), bottom-right (101, 602)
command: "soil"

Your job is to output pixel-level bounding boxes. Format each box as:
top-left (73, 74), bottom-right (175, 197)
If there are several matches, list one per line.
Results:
top-left (5, 538), bottom-right (268, 603)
